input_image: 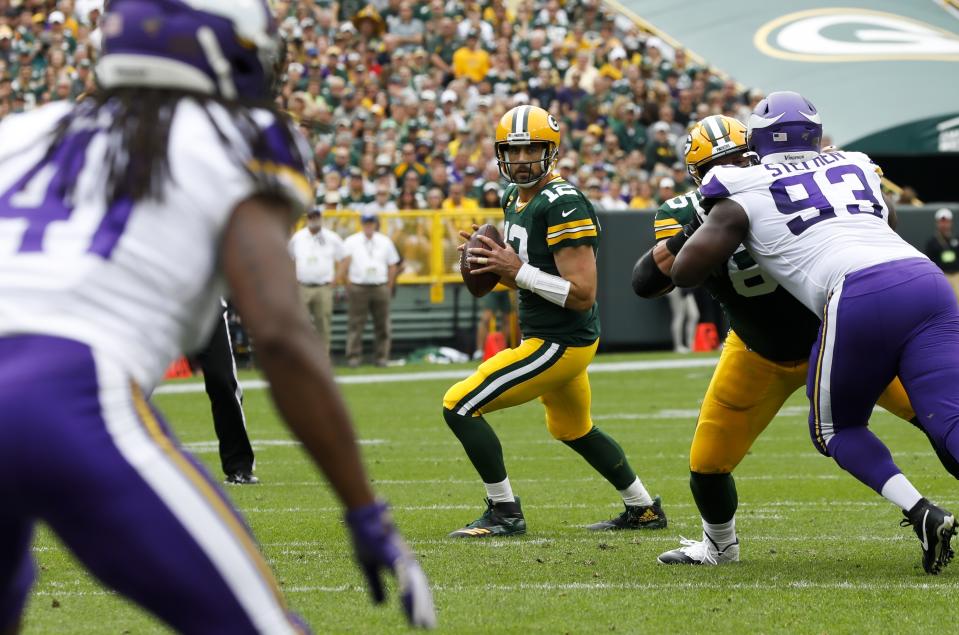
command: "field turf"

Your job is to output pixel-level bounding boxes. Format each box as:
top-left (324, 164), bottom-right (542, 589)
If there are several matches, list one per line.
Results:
top-left (22, 351), bottom-right (959, 633)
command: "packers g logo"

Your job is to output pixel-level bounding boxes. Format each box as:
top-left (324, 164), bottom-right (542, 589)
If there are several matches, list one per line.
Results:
top-left (547, 114), bottom-right (560, 132)
top-left (755, 8), bottom-right (959, 62)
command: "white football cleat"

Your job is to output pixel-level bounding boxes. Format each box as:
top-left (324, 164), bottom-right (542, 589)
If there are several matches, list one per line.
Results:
top-left (657, 533), bottom-right (740, 565)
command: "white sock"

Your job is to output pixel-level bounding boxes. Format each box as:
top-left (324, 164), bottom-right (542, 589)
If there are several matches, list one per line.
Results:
top-left (703, 517), bottom-right (737, 548)
top-left (485, 477), bottom-right (515, 503)
top-left (880, 473), bottom-right (922, 511)
top-left (618, 477), bottom-right (653, 507)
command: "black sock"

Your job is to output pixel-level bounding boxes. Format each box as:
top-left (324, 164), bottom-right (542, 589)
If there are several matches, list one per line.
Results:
top-left (690, 471), bottom-right (738, 524)
top-left (563, 426), bottom-right (636, 490)
top-left (443, 408), bottom-right (507, 483)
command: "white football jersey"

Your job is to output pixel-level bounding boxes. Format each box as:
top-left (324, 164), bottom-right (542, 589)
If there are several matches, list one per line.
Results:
top-left (0, 100), bottom-right (311, 389)
top-left (700, 151), bottom-right (923, 316)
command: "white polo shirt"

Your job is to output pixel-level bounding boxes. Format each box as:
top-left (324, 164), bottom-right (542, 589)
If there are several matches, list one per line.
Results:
top-left (342, 231), bottom-right (400, 285)
top-left (288, 227), bottom-right (345, 285)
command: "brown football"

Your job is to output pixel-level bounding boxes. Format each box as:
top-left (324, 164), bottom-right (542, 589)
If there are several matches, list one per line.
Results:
top-left (460, 223), bottom-right (504, 297)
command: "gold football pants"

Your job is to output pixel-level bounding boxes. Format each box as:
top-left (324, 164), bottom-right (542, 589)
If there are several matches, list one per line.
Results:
top-left (691, 330), bottom-right (915, 474)
top-left (443, 337), bottom-right (599, 441)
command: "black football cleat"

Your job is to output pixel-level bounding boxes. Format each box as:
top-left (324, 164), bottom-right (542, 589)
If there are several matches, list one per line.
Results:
top-left (224, 471), bottom-right (260, 485)
top-left (901, 497), bottom-right (956, 574)
top-left (587, 496), bottom-right (667, 531)
top-left (448, 498), bottom-right (526, 538)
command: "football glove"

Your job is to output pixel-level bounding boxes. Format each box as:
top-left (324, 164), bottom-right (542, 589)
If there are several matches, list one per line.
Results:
top-left (345, 501), bottom-right (437, 629)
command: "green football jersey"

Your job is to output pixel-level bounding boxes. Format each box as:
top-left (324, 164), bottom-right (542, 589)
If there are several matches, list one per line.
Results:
top-left (502, 177), bottom-right (600, 347)
top-left (654, 191), bottom-right (820, 362)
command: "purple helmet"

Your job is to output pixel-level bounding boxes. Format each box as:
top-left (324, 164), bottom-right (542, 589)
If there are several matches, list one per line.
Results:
top-left (747, 91), bottom-right (822, 163)
top-left (97, 0), bottom-right (279, 101)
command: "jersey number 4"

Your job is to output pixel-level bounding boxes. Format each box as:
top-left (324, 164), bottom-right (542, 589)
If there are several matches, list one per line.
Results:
top-left (0, 132), bottom-right (132, 258)
top-left (769, 164), bottom-right (883, 236)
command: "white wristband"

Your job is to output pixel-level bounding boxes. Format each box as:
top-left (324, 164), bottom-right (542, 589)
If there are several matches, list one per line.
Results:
top-left (515, 263), bottom-right (571, 307)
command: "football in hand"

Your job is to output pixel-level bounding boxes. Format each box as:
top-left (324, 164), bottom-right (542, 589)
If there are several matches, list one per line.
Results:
top-left (460, 223), bottom-right (504, 297)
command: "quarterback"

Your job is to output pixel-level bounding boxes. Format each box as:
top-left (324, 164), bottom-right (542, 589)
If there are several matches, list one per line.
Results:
top-left (0, 1), bottom-right (434, 631)
top-left (443, 105), bottom-right (666, 537)
top-left (632, 116), bottom-right (921, 566)
top-left (672, 91), bottom-right (958, 574)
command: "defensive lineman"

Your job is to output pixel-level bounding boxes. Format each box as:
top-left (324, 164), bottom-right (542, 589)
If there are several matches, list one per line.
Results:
top-left (672, 91), bottom-right (957, 574)
top-left (632, 115), bottom-right (920, 565)
top-left (443, 105), bottom-right (666, 537)
top-left (0, 1), bottom-right (433, 631)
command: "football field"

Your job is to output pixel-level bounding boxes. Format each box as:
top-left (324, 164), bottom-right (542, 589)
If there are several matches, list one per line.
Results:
top-left (23, 351), bottom-right (959, 633)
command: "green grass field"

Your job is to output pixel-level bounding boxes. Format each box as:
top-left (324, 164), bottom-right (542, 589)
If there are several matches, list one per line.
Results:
top-left (22, 351), bottom-right (959, 634)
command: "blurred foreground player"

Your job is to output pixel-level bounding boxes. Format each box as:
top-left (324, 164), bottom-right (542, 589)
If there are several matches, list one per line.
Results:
top-left (0, 1), bottom-right (434, 632)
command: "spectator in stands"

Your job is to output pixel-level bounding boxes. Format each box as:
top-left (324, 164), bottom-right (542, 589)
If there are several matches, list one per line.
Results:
top-left (557, 156), bottom-right (577, 184)
top-left (925, 208), bottom-right (959, 301)
top-left (585, 178), bottom-right (604, 207)
top-left (600, 178), bottom-right (629, 210)
top-left (385, 2), bottom-right (425, 55)
top-left (289, 207), bottom-right (346, 356)
top-left (341, 166), bottom-right (373, 209)
top-left (452, 30), bottom-right (490, 83)
top-left (629, 181), bottom-right (655, 209)
top-left (394, 142), bottom-right (428, 186)
top-left (442, 181), bottom-right (479, 211)
top-left (480, 182), bottom-right (502, 208)
top-left (645, 121), bottom-right (678, 170)
top-left (340, 213), bottom-right (401, 368)
top-left (656, 177), bottom-right (676, 204)
top-left (428, 17), bottom-right (458, 80)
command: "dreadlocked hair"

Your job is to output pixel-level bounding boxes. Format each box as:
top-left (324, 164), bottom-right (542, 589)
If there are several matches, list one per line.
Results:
top-left (46, 87), bottom-right (304, 206)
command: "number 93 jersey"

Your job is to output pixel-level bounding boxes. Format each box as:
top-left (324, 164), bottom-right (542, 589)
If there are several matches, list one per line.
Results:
top-left (655, 191), bottom-right (819, 362)
top-left (0, 100), bottom-right (312, 389)
top-left (700, 151), bottom-right (923, 317)
top-left (501, 177), bottom-right (600, 346)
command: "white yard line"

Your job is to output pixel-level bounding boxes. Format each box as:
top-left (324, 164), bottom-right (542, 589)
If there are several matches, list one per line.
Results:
top-left (154, 357), bottom-right (720, 395)
top-left (32, 579), bottom-right (959, 597)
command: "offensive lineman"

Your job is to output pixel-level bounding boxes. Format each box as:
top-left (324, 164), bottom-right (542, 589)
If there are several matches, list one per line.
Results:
top-left (672, 91), bottom-right (958, 574)
top-left (632, 115), bottom-right (921, 565)
top-left (0, 1), bottom-right (434, 631)
top-left (443, 105), bottom-right (666, 537)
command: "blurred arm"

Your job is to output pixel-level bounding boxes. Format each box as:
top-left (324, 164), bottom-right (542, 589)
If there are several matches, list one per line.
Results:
top-left (221, 195), bottom-right (374, 509)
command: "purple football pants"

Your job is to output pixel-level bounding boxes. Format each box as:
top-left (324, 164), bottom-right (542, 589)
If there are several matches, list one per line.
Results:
top-left (807, 258), bottom-right (959, 492)
top-left (0, 335), bottom-right (308, 634)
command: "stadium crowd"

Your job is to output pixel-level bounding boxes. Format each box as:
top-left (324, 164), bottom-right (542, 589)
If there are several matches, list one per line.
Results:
top-left (0, 0), bottom-right (780, 214)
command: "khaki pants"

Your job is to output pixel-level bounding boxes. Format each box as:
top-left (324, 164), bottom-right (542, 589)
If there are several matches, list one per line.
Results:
top-left (346, 284), bottom-right (391, 366)
top-left (299, 284), bottom-right (334, 355)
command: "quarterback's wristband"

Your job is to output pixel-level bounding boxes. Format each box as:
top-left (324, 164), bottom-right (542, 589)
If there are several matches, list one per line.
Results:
top-left (515, 263), bottom-right (571, 308)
